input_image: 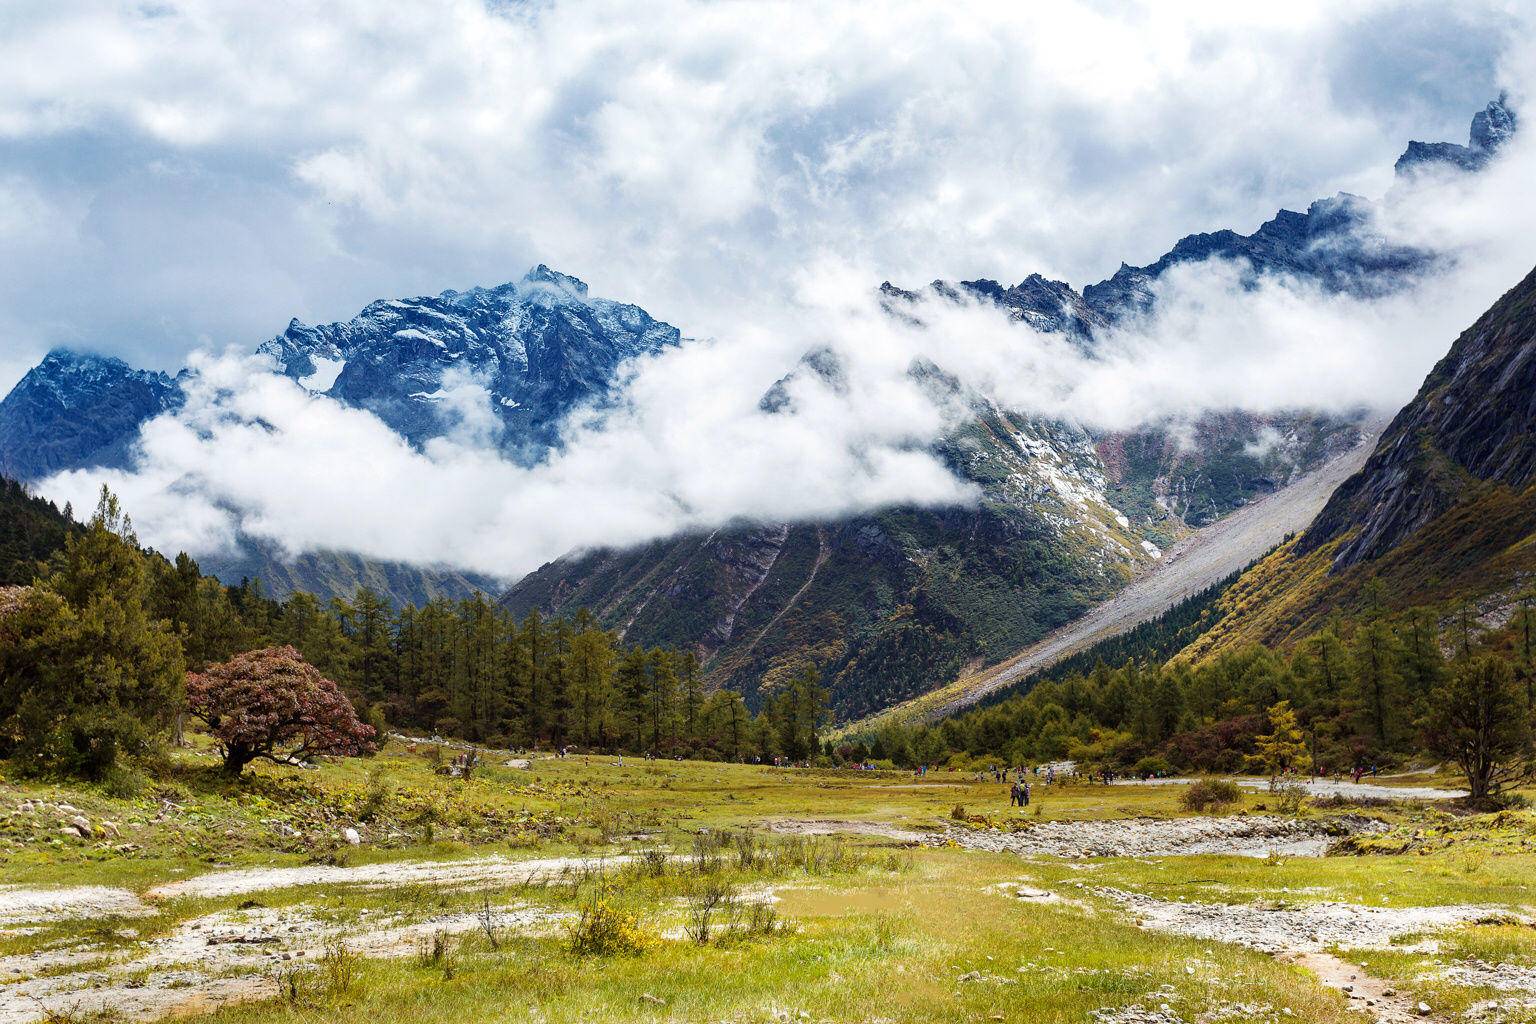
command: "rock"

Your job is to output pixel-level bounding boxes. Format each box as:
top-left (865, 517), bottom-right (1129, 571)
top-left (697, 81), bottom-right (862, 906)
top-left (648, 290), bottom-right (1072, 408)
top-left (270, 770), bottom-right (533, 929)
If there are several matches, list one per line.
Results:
top-left (70, 814), bottom-right (92, 836)
top-left (341, 827), bottom-right (361, 846)
top-left (99, 820), bottom-right (120, 838)
top-left (639, 993), bottom-right (665, 1005)
top-left (1416, 1003), bottom-right (1431, 1016)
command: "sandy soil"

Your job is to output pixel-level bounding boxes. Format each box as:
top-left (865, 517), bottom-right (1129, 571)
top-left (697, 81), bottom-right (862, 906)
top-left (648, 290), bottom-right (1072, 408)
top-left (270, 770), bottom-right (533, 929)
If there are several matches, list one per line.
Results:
top-left (146, 853), bottom-right (629, 901)
top-left (0, 901), bottom-right (567, 1024)
top-left (766, 818), bottom-right (931, 842)
top-left (0, 885), bottom-right (153, 928)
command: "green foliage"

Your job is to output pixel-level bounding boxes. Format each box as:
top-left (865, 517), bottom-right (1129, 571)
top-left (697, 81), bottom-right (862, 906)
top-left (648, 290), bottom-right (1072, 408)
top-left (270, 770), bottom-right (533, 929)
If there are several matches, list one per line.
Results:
top-left (0, 475), bottom-right (76, 586)
top-left (1421, 654), bottom-right (1535, 801)
top-left (846, 595), bottom-right (1536, 782)
top-left (1180, 778), bottom-right (1242, 812)
top-left (0, 486), bottom-right (184, 777)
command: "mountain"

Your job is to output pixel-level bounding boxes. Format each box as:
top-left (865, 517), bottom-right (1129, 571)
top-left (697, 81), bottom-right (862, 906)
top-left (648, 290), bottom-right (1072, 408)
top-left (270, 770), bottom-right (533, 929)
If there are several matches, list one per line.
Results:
top-left (1395, 96), bottom-right (1517, 176)
top-left (502, 97), bottom-right (1513, 718)
top-left (0, 267), bottom-right (679, 606)
top-left (197, 539), bottom-right (500, 609)
top-left (0, 350), bottom-right (181, 483)
top-left (258, 265), bottom-right (681, 462)
top-left (1182, 262), bottom-right (1536, 661)
top-left (504, 403), bottom-right (1361, 717)
top-left (1082, 193), bottom-right (1432, 322)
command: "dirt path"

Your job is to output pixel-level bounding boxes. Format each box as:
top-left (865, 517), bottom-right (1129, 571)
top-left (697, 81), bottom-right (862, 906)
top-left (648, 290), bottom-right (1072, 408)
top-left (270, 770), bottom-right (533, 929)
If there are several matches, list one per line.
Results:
top-left (1283, 951), bottom-right (1434, 1024)
top-left (850, 428), bottom-right (1379, 731)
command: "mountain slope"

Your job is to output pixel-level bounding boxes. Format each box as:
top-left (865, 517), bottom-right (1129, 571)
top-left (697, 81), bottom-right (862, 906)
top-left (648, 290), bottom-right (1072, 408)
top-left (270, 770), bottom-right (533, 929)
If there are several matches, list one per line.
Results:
top-left (196, 540), bottom-right (500, 608)
top-left (258, 265), bottom-right (681, 462)
top-left (502, 97), bottom-right (1516, 717)
top-left (840, 427), bottom-right (1377, 732)
top-left (0, 351), bottom-right (181, 482)
top-left (0, 476), bottom-right (77, 586)
top-left (1182, 263), bottom-right (1536, 661)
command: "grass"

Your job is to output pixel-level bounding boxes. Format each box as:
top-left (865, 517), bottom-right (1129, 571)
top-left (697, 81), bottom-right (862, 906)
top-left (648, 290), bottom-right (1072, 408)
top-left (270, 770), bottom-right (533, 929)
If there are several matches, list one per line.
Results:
top-left (3, 738), bottom-right (1535, 1023)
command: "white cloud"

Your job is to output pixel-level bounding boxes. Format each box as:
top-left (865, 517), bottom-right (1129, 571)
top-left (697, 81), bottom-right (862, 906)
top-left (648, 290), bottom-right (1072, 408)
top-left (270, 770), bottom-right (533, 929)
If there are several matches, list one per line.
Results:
top-left (0, 0), bottom-right (1519, 387)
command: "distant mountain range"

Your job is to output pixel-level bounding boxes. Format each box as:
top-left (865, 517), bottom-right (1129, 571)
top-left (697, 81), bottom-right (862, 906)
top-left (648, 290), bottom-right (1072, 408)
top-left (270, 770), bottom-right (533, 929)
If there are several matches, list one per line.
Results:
top-left (0, 97), bottom-right (1517, 715)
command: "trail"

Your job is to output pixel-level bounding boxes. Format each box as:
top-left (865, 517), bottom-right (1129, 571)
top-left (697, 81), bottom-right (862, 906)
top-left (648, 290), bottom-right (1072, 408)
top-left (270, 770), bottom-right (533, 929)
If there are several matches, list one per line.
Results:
top-left (848, 428), bottom-right (1380, 731)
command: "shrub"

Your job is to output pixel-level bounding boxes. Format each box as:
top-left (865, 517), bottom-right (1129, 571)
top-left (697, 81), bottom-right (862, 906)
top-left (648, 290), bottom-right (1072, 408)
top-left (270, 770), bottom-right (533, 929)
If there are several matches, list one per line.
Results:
top-left (1181, 778), bottom-right (1242, 812)
top-left (568, 887), bottom-right (645, 956)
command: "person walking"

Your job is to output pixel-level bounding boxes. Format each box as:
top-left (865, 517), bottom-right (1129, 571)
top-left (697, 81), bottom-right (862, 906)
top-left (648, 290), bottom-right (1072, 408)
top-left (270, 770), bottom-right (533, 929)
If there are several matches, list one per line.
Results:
top-left (1022, 782), bottom-right (1031, 806)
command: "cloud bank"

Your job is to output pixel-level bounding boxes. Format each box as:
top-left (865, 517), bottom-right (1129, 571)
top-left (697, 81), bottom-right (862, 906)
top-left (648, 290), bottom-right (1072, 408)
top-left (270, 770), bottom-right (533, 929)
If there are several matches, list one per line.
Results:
top-left (0, 0), bottom-right (1521, 382)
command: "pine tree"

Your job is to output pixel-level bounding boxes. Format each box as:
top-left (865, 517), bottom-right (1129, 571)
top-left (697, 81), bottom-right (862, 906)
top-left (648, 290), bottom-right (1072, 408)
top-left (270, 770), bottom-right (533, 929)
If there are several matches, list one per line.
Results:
top-left (1347, 620), bottom-right (1406, 751)
top-left (0, 486), bottom-right (185, 776)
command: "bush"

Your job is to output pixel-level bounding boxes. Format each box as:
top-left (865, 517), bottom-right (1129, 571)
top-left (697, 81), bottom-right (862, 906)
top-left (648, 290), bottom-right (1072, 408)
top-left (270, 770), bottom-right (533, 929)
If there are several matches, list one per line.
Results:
top-left (1181, 778), bottom-right (1242, 812)
top-left (568, 887), bottom-right (645, 956)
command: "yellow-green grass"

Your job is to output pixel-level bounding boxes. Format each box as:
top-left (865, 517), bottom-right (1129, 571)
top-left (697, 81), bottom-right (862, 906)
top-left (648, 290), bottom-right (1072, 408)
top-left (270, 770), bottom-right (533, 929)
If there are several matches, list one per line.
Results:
top-left (183, 848), bottom-right (1366, 1024)
top-left (5, 741), bottom-right (1535, 1024)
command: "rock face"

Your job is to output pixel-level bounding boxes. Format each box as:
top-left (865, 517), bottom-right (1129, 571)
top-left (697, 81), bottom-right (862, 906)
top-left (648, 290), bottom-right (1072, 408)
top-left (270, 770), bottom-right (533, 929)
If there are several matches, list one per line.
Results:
top-left (1300, 263), bottom-right (1536, 569)
top-left (1082, 193), bottom-right (1430, 322)
top-left (258, 264), bottom-right (681, 462)
top-left (1395, 96), bottom-right (1517, 176)
top-left (0, 350), bottom-right (181, 482)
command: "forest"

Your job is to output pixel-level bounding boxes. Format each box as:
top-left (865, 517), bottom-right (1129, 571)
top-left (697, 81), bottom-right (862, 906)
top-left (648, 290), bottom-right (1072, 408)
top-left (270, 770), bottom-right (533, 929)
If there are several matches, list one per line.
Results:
top-left (845, 581), bottom-right (1535, 800)
top-left (0, 484), bottom-right (828, 783)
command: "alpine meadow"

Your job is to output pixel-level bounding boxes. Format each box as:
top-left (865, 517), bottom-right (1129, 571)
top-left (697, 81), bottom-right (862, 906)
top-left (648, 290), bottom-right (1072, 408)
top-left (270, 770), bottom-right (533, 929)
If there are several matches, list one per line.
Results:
top-left (4, 4), bottom-right (1536, 1024)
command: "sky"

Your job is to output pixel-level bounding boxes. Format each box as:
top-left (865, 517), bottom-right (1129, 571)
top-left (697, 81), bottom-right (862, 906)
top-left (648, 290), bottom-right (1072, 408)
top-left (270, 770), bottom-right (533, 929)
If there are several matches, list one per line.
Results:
top-left (5, 0), bottom-right (1535, 578)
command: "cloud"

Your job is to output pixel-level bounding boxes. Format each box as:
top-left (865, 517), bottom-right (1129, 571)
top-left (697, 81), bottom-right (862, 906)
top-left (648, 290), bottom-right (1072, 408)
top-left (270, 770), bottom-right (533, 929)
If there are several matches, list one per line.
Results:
top-left (0, 0), bottom-right (1521, 388)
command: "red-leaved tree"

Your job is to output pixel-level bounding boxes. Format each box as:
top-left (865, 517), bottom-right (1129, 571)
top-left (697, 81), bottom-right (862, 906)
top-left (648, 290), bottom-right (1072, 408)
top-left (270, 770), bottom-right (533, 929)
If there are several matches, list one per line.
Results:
top-left (187, 645), bottom-right (377, 775)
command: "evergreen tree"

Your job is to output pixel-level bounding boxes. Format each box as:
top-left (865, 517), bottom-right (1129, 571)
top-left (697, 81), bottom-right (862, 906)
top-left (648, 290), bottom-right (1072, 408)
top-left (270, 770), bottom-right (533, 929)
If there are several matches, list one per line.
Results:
top-left (0, 487), bottom-right (185, 777)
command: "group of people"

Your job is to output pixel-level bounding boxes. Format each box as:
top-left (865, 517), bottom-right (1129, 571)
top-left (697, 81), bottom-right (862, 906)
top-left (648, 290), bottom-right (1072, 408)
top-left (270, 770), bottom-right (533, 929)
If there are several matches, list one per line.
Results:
top-left (1009, 777), bottom-right (1032, 806)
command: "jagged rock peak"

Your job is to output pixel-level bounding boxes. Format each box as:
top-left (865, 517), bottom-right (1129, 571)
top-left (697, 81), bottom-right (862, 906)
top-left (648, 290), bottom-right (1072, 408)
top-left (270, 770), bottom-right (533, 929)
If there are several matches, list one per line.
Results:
top-left (1395, 95), bottom-right (1518, 176)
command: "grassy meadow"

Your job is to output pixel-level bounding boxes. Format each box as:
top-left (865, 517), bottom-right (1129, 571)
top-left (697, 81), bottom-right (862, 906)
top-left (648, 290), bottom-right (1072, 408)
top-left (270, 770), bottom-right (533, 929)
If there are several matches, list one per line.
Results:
top-left (3, 741), bottom-right (1535, 1024)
